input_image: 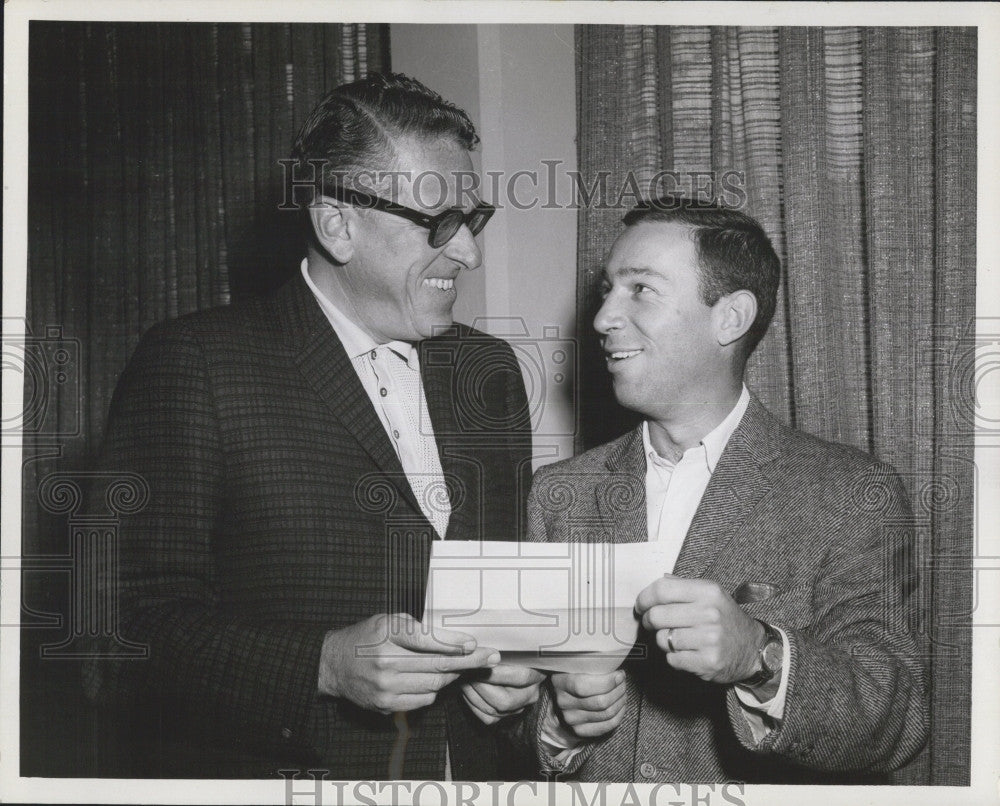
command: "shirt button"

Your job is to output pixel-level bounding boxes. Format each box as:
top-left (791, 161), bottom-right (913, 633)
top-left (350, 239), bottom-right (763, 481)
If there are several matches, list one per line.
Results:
top-left (393, 429), bottom-right (400, 439)
top-left (370, 349), bottom-right (377, 361)
top-left (639, 762), bottom-right (656, 778)
top-left (380, 387), bottom-right (388, 397)
top-left (281, 727), bottom-right (292, 740)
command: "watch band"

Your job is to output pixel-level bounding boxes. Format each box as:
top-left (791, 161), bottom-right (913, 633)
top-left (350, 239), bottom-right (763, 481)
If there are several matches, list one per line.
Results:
top-left (739, 619), bottom-right (782, 688)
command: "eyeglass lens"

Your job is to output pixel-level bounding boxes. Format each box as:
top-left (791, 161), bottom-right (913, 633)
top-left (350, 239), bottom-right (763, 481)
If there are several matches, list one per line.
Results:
top-left (466, 209), bottom-right (491, 235)
top-left (429, 209), bottom-right (491, 248)
top-left (430, 213), bottom-right (463, 247)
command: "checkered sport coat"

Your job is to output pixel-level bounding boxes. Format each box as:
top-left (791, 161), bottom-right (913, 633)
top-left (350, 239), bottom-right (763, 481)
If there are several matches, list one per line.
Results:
top-left (518, 394), bottom-right (928, 783)
top-left (83, 272), bottom-right (533, 779)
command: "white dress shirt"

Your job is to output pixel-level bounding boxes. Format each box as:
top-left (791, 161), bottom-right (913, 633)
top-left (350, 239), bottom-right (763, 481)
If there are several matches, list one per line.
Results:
top-left (541, 385), bottom-right (791, 760)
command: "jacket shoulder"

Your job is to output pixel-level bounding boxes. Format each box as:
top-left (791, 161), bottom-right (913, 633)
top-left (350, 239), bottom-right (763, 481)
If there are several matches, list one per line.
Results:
top-left (756, 414), bottom-right (910, 519)
top-left (779, 422), bottom-right (894, 477)
top-left (533, 430), bottom-right (636, 479)
top-left (140, 296), bottom-right (277, 347)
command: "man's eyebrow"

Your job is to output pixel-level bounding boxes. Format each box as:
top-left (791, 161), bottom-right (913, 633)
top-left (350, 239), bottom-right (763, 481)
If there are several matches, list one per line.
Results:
top-left (602, 266), bottom-right (662, 281)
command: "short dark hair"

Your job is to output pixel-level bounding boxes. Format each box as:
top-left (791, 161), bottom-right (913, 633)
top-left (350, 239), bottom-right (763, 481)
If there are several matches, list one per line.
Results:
top-left (622, 196), bottom-right (781, 360)
top-left (291, 72), bottom-right (479, 189)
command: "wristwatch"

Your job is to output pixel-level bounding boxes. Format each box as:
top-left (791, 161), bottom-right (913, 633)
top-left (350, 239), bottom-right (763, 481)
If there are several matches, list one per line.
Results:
top-left (739, 619), bottom-right (783, 688)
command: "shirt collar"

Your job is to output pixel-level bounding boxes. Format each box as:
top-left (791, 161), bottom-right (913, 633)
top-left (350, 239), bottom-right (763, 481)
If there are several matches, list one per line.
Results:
top-left (301, 258), bottom-right (418, 370)
top-left (642, 384), bottom-right (751, 474)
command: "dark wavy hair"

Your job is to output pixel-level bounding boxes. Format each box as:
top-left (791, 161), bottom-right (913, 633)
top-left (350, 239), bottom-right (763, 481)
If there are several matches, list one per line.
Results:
top-left (291, 72), bottom-right (479, 188)
top-left (622, 196), bottom-right (781, 361)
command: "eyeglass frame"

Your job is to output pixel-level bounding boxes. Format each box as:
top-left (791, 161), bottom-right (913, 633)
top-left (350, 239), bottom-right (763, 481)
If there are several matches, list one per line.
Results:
top-left (317, 182), bottom-right (496, 248)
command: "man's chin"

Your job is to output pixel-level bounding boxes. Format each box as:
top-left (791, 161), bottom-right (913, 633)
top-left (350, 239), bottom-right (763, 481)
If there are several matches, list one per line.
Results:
top-left (610, 381), bottom-right (653, 416)
top-left (609, 382), bottom-right (636, 409)
top-left (420, 313), bottom-right (456, 339)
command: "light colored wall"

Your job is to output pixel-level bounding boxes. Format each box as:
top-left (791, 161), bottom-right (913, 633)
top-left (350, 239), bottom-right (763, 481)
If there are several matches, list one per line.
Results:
top-left (391, 24), bottom-right (578, 467)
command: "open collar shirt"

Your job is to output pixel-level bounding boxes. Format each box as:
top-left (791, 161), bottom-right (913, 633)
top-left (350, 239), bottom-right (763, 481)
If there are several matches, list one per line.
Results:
top-left (301, 259), bottom-right (451, 540)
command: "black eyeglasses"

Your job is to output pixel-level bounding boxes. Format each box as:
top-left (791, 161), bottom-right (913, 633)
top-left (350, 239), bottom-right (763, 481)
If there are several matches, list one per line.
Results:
top-left (321, 183), bottom-right (495, 248)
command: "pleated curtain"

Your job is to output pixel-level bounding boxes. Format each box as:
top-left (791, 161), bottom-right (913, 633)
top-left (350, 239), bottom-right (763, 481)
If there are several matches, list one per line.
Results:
top-left (576, 26), bottom-right (975, 786)
top-left (27, 20), bottom-right (388, 460)
top-left (22, 21), bottom-right (389, 775)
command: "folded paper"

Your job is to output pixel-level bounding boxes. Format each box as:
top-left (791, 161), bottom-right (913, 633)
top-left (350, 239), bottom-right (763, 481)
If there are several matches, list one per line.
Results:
top-left (422, 541), bottom-right (674, 674)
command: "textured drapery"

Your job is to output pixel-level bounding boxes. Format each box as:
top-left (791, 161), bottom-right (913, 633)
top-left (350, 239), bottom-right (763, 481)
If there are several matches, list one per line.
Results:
top-left (576, 26), bottom-right (975, 786)
top-left (22, 21), bottom-right (389, 775)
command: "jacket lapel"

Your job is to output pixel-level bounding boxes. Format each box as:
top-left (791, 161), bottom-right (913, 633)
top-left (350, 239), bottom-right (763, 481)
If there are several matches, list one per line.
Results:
top-left (597, 427), bottom-right (648, 544)
top-left (274, 274), bottom-right (420, 514)
top-left (672, 394), bottom-right (786, 578)
top-left (418, 330), bottom-right (475, 540)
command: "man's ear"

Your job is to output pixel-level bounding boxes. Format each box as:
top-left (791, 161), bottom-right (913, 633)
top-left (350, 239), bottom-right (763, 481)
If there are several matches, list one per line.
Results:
top-left (308, 197), bottom-right (355, 263)
top-left (714, 289), bottom-right (757, 347)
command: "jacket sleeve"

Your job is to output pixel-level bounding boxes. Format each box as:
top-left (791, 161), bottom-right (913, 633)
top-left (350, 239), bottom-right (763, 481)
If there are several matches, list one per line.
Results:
top-left (82, 322), bottom-right (329, 759)
top-left (726, 461), bottom-right (929, 772)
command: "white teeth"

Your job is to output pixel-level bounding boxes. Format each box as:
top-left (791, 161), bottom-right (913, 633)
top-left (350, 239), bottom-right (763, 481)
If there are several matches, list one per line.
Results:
top-left (608, 350), bottom-right (641, 360)
top-left (423, 278), bottom-right (455, 290)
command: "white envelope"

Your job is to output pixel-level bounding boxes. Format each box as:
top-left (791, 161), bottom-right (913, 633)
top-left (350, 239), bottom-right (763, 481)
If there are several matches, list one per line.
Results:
top-left (422, 541), bottom-right (673, 674)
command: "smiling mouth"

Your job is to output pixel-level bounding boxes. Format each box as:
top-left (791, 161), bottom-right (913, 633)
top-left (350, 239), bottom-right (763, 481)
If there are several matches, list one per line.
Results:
top-left (606, 349), bottom-right (642, 361)
top-left (423, 277), bottom-right (456, 291)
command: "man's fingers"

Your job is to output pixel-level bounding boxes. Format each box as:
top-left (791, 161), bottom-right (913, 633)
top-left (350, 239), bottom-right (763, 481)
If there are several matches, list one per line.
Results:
top-left (640, 603), bottom-right (700, 632)
top-left (664, 647), bottom-right (699, 674)
top-left (389, 671), bottom-right (461, 694)
top-left (654, 626), bottom-right (695, 654)
top-left (562, 690), bottom-right (627, 723)
top-left (469, 679), bottom-right (538, 714)
top-left (555, 680), bottom-right (626, 713)
top-left (478, 664), bottom-right (545, 687)
top-left (561, 693), bottom-right (628, 736)
top-left (460, 682), bottom-right (501, 723)
top-left (552, 671), bottom-right (625, 698)
top-left (461, 679), bottom-right (537, 723)
top-left (390, 646), bottom-right (500, 674)
top-left (389, 616), bottom-right (477, 655)
top-left (635, 575), bottom-right (708, 614)
top-left (555, 678), bottom-right (626, 713)
top-left (569, 711), bottom-right (626, 739)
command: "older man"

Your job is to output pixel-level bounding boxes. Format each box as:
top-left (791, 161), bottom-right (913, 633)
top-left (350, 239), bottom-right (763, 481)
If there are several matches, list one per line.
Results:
top-left (84, 73), bottom-right (535, 780)
top-left (471, 197), bottom-right (927, 783)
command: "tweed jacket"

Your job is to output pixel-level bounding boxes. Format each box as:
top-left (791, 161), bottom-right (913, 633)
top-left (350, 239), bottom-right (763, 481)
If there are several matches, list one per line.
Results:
top-left (519, 394), bottom-right (928, 783)
top-left (82, 272), bottom-right (533, 779)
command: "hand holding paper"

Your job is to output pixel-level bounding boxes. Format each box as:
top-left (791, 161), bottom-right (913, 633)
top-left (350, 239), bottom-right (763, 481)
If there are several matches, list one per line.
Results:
top-left (634, 574), bottom-right (764, 684)
top-left (318, 612), bottom-right (500, 714)
top-left (551, 670), bottom-right (628, 739)
top-left (460, 664), bottom-right (545, 724)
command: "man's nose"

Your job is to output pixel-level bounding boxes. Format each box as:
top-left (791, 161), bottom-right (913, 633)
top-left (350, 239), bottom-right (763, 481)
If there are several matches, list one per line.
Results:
top-left (443, 223), bottom-right (482, 270)
top-left (593, 294), bottom-right (623, 335)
